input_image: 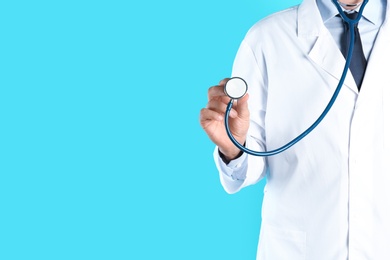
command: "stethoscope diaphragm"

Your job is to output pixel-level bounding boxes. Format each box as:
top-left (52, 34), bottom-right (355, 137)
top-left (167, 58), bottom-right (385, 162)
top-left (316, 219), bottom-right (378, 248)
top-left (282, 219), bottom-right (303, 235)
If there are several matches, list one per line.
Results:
top-left (224, 77), bottom-right (248, 100)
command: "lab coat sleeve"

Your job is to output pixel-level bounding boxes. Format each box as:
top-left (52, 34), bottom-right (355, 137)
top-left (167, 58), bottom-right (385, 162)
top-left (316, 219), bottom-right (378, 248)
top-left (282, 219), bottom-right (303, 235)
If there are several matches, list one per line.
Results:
top-left (215, 37), bottom-right (268, 194)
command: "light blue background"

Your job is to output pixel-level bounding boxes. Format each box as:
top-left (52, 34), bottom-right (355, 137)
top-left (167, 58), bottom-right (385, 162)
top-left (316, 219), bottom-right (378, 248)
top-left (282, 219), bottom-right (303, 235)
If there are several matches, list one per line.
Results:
top-left (1, 0), bottom-right (301, 259)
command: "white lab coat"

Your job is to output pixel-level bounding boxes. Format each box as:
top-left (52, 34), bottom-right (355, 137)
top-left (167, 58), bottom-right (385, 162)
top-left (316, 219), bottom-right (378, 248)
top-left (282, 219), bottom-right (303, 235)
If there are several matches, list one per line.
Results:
top-left (216, 0), bottom-right (390, 259)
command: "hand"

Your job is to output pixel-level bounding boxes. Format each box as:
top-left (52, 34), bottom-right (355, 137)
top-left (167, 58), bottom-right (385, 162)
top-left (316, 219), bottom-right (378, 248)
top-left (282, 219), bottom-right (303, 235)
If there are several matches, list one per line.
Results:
top-left (199, 78), bottom-right (250, 160)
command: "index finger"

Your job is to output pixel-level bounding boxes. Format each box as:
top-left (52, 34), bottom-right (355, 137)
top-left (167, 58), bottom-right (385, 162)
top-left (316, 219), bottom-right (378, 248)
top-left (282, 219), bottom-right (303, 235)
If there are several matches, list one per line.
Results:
top-left (219, 78), bottom-right (230, 86)
top-left (207, 78), bottom-right (231, 100)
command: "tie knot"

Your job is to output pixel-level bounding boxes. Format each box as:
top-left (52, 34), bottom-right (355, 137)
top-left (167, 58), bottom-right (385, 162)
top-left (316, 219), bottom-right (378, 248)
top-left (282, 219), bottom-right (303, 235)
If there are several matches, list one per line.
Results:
top-left (344, 11), bottom-right (359, 20)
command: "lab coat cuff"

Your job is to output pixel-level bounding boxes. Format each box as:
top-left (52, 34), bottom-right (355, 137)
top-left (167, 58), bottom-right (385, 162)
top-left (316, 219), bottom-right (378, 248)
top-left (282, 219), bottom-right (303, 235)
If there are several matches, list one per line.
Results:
top-left (214, 146), bottom-right (248, 181)
top-left (215, 146), bottom-right (248, 171)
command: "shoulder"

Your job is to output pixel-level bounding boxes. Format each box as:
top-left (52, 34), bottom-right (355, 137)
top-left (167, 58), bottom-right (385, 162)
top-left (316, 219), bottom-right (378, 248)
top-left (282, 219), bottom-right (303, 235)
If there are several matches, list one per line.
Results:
top-left (244, 5), bottom-right (300, 44)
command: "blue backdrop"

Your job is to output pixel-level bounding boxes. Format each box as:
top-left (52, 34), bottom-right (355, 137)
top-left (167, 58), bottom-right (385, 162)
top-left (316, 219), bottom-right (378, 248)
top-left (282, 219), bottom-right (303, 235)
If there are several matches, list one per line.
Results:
top-left (1, 0), bottom-right (301, 259)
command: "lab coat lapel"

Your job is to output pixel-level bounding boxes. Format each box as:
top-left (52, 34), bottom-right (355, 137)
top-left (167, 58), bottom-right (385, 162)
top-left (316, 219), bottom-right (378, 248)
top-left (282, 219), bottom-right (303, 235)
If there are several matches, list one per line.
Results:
top-left (359, 7), bottom-right (390, 95)
top-left (298, 0), bottom-right (358, 93)
top-left (308, 31), bottom-right (358, 93)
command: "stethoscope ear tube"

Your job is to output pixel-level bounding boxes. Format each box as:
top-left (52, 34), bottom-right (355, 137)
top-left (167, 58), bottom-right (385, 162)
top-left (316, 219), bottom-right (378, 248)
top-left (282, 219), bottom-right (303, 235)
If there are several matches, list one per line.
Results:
top-left (224, 0), bottom-right (369, 157)
top-left (334, 0), bottom-right (368, 25)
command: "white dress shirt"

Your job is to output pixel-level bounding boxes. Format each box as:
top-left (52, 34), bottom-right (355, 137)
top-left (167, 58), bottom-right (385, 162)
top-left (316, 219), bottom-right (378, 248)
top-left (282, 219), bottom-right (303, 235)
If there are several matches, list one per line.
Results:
top-left (213, 0), bottom-right (390, 259)
top-left (318, 0), bottom-right (386, 59)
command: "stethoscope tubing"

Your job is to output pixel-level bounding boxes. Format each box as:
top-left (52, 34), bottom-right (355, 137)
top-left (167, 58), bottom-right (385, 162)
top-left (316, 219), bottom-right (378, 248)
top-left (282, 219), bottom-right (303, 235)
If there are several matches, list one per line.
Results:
top-left (224, 0), bottom-right (369, 157)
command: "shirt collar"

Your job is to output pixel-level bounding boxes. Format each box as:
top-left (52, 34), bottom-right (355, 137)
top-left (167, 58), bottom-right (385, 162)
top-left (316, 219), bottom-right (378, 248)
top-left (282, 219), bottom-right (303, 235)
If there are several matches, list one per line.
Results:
top-left (316, 0), bottom-right (386, 25)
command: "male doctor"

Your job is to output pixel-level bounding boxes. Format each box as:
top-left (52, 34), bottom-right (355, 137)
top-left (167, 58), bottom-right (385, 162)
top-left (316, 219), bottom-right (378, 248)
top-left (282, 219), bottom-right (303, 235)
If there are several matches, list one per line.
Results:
top-left (200, 0), bottom-right (390, 259)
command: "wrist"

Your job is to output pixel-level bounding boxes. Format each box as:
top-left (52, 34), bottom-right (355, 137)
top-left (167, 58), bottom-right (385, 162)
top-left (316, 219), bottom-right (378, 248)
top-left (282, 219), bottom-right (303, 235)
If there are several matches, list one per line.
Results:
top-left (219, 143), bottom-right (245, 163)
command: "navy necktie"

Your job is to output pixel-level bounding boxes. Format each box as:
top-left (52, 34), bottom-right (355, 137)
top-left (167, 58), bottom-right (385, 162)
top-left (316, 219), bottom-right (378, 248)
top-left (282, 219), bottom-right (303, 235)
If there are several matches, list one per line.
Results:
top-left (340, 12), bottom-right (367, 91)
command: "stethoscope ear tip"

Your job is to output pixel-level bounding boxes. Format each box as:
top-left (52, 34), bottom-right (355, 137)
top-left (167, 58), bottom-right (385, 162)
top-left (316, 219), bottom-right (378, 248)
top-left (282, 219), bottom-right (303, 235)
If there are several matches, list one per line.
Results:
top-left (224, 77), bottom-right (248, 100)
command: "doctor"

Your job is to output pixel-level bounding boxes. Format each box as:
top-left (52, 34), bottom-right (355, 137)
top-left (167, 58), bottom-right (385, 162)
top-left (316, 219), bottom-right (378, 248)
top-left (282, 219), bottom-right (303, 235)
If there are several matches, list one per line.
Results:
top-left (200, 0), bottom-right (390, 259)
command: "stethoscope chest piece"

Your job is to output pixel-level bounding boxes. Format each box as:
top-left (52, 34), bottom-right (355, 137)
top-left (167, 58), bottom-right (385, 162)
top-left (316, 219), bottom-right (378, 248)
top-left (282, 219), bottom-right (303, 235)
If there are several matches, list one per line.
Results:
top-left (224, 77), bottom-right (248, 99)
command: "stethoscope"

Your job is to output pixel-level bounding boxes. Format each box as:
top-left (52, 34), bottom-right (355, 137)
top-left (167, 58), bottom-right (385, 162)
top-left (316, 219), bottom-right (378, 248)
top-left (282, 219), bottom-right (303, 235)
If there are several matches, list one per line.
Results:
top-left (224, 0), bottom-right (369, 157)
